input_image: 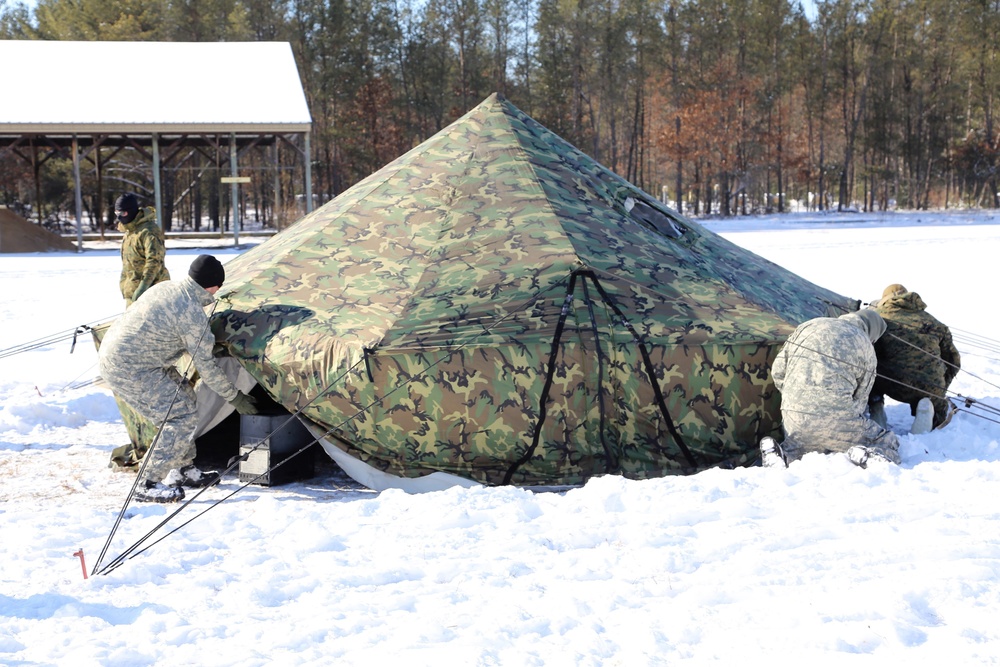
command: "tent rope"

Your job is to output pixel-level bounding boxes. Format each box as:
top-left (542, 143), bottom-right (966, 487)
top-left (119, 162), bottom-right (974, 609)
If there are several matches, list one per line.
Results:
top-left (94, 356), bottom-right (370, 577)
top-left (951, 327), bottom-right (1000, 359)
top-left (60, 362), bottom-right (100, 392)
top-left (93, 302), bottom-right (219, 576)
top-left (763, 318), bottom-right (1000, 431)
top-left (879, 328), bottom-right (1000, 395)
top-left (96, 437), bottom-right (329, 576)
top-left (96, 277), bottom-right (572, 575)
top-left (91, 370), bottom-right (188, 575)
top-left (502, 275), bottom-right (578, 485)
top-left (585, 272), bottom-right (698, 469)
top-left (0, 315), bottom-right (120, 360)
top-left (581, 275), bottom-right (615, 473)
top-left (93, 283), bottom-right (1000, 572)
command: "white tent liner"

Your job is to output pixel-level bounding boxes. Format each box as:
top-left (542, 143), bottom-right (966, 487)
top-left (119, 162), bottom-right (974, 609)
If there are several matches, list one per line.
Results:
top-left (0, 40), bottom-right (312, 132)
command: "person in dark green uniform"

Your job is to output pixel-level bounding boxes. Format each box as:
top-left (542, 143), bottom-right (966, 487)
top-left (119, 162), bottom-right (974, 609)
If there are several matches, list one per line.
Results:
top-left (115, 193), bottom-right (170, 307)
top-left (868, 284), bottom-right (961, 434)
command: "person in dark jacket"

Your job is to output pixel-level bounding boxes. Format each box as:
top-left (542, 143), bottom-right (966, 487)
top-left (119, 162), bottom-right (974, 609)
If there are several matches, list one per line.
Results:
top-left (869, 284), bottom-right (961, 433)
top-left (99, 255), bottom-right (258, 503)
top-left (761, 309), bottom-right (900, 469)
top-left (115, 193), bottom-right (170, 307)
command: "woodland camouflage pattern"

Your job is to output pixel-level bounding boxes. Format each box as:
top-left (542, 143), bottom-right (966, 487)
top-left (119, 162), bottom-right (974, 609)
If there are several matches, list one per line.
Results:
top-left (98, 276), bottom-right (239, 481)
top-left (771, 312), bottom-right (900, 463)
top-left (119, 206), bottom-right (169, 305)
top-left (193, 94), bottom-right (855, 487)
top-left (873, 290), bottom-right (960, 428)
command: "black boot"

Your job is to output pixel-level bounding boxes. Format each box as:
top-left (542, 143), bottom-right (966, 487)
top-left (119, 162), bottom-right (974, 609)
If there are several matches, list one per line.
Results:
top-left (163, 465), bottom-right (220, 488)
top-left (135, 480), bottom-right (185, 503)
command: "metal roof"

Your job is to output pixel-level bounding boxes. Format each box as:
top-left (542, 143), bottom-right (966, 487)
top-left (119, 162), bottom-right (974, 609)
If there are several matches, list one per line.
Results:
top-left (0, 40), bottom-right (312, 134)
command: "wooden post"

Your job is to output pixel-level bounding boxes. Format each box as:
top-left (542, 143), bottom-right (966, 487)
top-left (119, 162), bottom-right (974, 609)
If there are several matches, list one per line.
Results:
top-left (152, 133), bottom-right (162, 228)
top-left (32, 140), bottom-right (42, 226)
top-left (304, 131), bottom-right (313, 213)
top-left (273, 140), bottom-right (281, 230)
top-left (230, 134), bottom-right (240, 246)
top-left (72, 135), bottom-right (83, 252)
top-left (96, 145), bottom-right (105, 240)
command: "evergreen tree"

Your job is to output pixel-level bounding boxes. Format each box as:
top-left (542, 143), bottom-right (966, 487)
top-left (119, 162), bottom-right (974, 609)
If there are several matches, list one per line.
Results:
top-left (30, 0), bottom-right (165, 40)
top-left (4, 0), bottom-right (1000, 213)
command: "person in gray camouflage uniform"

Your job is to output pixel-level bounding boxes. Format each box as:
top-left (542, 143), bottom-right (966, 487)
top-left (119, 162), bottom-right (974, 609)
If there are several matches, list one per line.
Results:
top-left (98, 254), bottom-right (259, 503)
top-left (761, 309), bottom-right (901, 468)
top-left (115, 193), bottom-right (170, 307)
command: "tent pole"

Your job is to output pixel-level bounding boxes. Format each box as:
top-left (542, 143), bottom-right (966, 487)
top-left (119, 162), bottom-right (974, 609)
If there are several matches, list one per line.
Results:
top-left (72, 135), bottom-right (84, 252)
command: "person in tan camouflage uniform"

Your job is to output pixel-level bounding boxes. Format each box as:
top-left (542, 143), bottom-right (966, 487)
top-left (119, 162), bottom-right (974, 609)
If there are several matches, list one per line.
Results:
top-left (869, 283), bottom-right (961, 432)
top-left (760, 309), bottom-right (901, 468)
top-left (115, 193), bottom-right (170, 307)
top-left (98, 255), bottom-right (259, 503)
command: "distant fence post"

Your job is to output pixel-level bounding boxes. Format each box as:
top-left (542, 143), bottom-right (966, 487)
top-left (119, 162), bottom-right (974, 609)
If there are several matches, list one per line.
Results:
top-left (72, 135), bottom-right (83, 252)
top-left (304, 131), bottom-right (313, 214)
top-left (230, 134), bottom-right (240, 247)
top-left (152, 134), bottom-right (162, 228)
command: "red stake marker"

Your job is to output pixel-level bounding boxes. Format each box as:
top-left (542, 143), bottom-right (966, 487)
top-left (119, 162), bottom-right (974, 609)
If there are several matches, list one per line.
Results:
top-left (73, 549), bottom-right (88, 580)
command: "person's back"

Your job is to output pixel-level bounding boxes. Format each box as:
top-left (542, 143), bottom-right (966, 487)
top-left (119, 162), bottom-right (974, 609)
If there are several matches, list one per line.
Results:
top-left (873, 284), bottom-right (960, 429)
top-left (100, 277), bottom-right (209, 375)
top-left (770, 310), bottom-right (900, 464)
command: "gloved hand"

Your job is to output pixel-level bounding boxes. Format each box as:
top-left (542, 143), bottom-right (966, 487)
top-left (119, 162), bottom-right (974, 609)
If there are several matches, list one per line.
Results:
top-left (230, 391), bottom-right (258, 415)
top-left (132, 281), bottom-right (151, 302)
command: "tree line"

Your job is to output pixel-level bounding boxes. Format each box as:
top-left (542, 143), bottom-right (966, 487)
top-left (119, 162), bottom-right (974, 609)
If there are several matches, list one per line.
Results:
top-left (2, 0), bottom-right (999, 217)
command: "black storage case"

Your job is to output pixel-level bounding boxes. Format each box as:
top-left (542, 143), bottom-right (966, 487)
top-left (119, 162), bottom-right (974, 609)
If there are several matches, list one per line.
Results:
top-left (238, 410), bottom-right (315, 486)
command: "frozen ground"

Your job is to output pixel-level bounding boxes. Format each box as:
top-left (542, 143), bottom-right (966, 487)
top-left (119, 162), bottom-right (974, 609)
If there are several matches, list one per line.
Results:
top-left (1, 209), bottom-right (999, 665)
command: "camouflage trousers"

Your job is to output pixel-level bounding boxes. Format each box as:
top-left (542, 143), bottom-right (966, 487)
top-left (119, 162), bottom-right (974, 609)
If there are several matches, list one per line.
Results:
top-left (781, 412), bottom-right (901, 465)
top-left (99, 363), bottom-right (199, 484)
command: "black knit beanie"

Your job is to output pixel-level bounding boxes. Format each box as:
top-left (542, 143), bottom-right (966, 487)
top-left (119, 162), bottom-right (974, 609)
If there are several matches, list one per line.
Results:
top-left (115, 193), bottom-right (140, 224)
top-left (188, 255), bottom-right (225, 289)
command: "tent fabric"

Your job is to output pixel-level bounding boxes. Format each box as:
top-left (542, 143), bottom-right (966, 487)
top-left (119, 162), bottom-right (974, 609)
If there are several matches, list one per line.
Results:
top-left (207, 93), bottom-right (857, 487)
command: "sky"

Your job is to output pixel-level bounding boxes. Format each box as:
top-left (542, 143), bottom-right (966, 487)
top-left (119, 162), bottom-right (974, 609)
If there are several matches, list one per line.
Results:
top-left (801, 0), bottom-right (818, 21)
top-left (1, 209), bottom-right (1000, 665)
top-left (5, 0), bottom-right (35, 12)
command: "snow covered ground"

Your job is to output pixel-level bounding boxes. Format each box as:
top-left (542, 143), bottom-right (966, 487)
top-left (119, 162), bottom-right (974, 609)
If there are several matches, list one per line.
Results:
top-left (2, 209), bottom-right (999, 665)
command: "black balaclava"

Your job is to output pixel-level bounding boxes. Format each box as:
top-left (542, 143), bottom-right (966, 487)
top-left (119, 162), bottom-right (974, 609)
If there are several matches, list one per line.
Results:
top-left (115, 193), bottom-right (140, 225)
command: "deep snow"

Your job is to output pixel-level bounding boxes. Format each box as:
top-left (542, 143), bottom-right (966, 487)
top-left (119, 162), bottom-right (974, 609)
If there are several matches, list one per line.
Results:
top-left (2, 209), bottom-right (999, 666)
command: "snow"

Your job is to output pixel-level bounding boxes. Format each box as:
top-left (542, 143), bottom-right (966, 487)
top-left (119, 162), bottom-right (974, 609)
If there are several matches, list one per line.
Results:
top-left (0, 41), bottom-right (311, 128)
top-left (2, 209), bottom-right (1000, 665)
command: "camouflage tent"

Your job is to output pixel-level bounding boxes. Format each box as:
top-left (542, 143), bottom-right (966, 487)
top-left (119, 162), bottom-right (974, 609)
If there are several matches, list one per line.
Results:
top-left (202, 93), bottom-right (858, 489)
top-left (102, 93), bottom-right (859, 488)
